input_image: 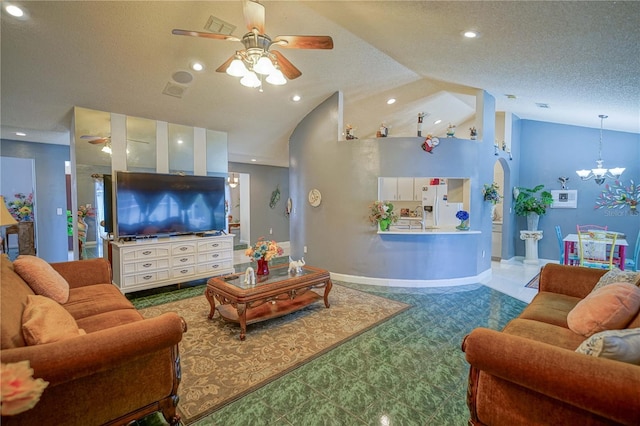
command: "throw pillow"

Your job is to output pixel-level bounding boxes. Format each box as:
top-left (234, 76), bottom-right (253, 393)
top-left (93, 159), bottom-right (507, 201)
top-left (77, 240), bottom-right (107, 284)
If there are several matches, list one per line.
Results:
top-left (567, 282), bottom-right (640, 337)
top-left (13, 255), bottom-right (70, 304)
top-left (22, 295), bottom-right (85, 345)
top-left (592, 268), bottom-right (640, 292)
top-left (576, 328), bottom-right (640, 365)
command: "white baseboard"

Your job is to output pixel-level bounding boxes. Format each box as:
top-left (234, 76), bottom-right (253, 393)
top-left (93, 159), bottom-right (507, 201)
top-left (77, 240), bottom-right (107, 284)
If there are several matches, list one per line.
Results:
top-left (330, 268), bottom-right (492, 288)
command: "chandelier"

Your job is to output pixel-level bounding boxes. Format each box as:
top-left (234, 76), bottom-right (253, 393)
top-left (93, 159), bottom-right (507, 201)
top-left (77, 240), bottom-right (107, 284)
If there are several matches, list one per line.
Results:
top-left (575, 115), bottom-right (624, 185)
top-left (225, 31), bottom-right (286, 90)
top-left (228, 173), bottom-right (239, 188)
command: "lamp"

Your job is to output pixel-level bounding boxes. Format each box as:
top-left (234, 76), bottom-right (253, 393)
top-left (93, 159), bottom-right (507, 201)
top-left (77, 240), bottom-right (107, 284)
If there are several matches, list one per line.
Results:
top-left (224, 32), bottom-right (288, 89)
top-left (576, 115), bottom-right (624, 185)
top-left (0, 196), bottom-right (18, 226)
top-left (101, 142), bottom-right (112, 154)
top-left (228, 173), bottom-right (239, 188)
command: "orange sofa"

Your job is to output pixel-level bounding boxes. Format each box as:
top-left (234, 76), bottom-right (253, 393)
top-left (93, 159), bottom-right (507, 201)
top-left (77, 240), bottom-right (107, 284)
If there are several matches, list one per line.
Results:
top-left (462, 263), bottom-right (640, 425)
top-left (1, 255), bottom-right (186, 425)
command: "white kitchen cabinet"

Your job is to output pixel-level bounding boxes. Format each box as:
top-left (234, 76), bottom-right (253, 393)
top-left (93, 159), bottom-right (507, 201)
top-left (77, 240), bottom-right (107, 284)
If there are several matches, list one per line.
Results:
top-left (378, 177), bottom-right (398, 201)
top-left (379, 177), bottom-right (423, 201)
top-left (397, 178), bottom-right (415, 201)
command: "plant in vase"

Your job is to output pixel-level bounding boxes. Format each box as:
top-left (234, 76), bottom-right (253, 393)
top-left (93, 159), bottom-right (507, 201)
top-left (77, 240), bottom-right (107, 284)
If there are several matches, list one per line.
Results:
top-left (368, 201), bottom-right (398, 231)
top-left (5, 193), bottom-right (34, 222)
top-left (482, 182), bottom-right (502, 205)
top-left (513, 185), bottom-right (553, 231)
top-left (455, 210), bottom-right (470, 230)
top-left (245, 237), bottom-right (284, 275)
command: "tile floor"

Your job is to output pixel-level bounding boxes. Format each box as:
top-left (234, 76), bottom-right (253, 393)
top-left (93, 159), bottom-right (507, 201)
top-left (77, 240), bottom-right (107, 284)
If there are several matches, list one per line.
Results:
top-left (60, 245), bottom-right (542, 425)
top-left (126, 252), bottom-right (542, 426)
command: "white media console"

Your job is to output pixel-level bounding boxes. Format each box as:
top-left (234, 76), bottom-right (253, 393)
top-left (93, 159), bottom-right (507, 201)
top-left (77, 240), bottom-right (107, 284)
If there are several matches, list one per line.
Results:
top-left (111, 234), bottom-right (235, 293)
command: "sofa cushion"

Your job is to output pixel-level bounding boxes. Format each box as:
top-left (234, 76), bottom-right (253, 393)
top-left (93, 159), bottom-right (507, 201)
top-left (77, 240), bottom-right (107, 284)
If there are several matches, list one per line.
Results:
top-left (64, 284), bottom-right (136, 321)
top-left (518, 292), bottom-right (581, 328)
top-left (503, 318), bottom-right (586, 350)
top-left (22, 295), bottom-right (86, 345)
top-left (567, 283), bottom-right (640, 337)
top-left (576, 328), bottom-right (640, 364)
top-left (592, 268), bottom-right (640, 292)
top-left (1, 255), bottom-right (35, 349)
top-left (76, 309), bottom-right (143, 333)
top-left (14, 255), bottom-right (70, 304)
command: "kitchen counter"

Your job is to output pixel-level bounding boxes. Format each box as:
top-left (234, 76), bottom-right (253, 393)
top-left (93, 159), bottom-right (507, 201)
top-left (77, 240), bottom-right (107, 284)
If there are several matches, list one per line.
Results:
top-left (379, 228), bottom-right (481, 235)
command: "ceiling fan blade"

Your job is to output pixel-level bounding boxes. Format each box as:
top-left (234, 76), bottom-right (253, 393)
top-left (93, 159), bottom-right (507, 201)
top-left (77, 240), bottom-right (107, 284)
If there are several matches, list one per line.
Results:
top-left (215, 54), bottom-right (237, 73)
top-left (127, 138), bottom-right (149, 144)
top-left (272, 35), bottom-right (333, 50)
top-left (272, 51), bottom-right (302, 80)
top-left (81, 135), bottom-right (109, 144)
top-left (172, 29), bottom-right (240, 42)
top-left (243, 0), bottom-right (265, 33)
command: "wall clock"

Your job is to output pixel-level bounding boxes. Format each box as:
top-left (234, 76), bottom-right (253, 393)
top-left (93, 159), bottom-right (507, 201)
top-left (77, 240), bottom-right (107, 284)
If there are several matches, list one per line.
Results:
top-left (308, 189), bottom-right (322, 207)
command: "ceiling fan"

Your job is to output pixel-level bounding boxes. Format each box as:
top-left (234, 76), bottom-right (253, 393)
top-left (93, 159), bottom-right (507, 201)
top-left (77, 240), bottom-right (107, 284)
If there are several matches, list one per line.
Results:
top-left (80, 135), bottom-right (150, 145)
top-left (172, 0), bottom-right (333, 88)
top-left (80, 135), bottom-right (149, 154)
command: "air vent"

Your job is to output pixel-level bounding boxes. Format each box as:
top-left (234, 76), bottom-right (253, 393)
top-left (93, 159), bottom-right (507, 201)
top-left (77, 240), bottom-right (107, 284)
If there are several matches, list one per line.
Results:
top-left (536, 103), bottom-right (550, 109)
top-left (162, 82), bottom-right (188, 99)
top-left (172, 70), bottom-right (194, 84)
top-left (204, 15), bottom-right (236, 35)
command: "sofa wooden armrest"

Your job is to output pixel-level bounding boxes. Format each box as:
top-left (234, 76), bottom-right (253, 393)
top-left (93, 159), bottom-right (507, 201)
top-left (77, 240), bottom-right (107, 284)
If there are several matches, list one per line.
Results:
top-left (50, 258), bottom-right (113, 288)
top-left (538, 263), bottom-right (607, 298)
top-left (0, 312), bottom-right (185, 385)
top-left (463, 328), bottom-right (640, 425)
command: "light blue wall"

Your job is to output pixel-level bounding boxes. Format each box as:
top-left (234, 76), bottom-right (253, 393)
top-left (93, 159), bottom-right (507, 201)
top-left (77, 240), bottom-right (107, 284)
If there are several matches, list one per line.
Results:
top-left (289, 92), bottom-right (501, 280)
top-left (518, 120), bottom-right (640, 260)
top-left (1, 139), bottom-right (71, 262)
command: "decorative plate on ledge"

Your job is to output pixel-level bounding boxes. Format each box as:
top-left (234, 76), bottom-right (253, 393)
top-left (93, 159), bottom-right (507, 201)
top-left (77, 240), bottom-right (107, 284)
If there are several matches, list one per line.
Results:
top-left (308, 189), bottom-right (322, 207)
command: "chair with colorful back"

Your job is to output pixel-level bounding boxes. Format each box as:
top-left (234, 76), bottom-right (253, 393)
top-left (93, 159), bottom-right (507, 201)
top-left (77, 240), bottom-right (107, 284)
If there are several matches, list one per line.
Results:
top-left (576, 225), bottom-right (617, 270)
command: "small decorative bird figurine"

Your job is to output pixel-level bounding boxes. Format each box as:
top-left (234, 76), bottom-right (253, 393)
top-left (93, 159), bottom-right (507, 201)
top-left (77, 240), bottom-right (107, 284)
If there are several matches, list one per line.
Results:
top-left (558, 177), bottom-right (570, 190)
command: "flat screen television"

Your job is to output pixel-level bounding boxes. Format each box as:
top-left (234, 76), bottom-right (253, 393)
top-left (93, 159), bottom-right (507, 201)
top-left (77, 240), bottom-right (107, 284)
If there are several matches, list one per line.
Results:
top-left (114, 171), bottom-right (226, 239)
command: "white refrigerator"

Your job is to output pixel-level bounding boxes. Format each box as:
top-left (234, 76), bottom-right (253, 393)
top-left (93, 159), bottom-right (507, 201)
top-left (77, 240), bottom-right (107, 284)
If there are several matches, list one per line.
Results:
top-left (420, 179), bottom-right (463, 228)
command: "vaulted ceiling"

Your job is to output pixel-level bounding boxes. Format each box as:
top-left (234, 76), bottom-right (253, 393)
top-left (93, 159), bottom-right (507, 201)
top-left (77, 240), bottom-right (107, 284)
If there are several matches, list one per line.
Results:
top-left (2, 1), bottom-right (639, 167)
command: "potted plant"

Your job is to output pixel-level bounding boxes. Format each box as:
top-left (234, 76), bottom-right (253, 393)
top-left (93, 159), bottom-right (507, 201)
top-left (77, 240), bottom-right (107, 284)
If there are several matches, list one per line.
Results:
top-left (368, 201), bottom-right (398, 231)
top-left (514, 185), bottom-right (553, 230)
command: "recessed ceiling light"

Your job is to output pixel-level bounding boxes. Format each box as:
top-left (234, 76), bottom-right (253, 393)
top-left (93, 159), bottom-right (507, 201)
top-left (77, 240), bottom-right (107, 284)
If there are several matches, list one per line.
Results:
top-left (251, 158), bottom-right (257, 162)
top-left (386, 98), bottom-right (396, 105)
top-left (15, 132), bottom-right (26, 136)
top-left (434, 119), bottom-right (442, 125)
top-left (463, 31), bottom-right (478, 38)
top-left (177, 139), bottom-right (183, 144)
top-left (291, 95), bottom-right (301, 102)
top-left (536, 103), bottom-right (550, 109)
top-left (190, 62), bottom-right (204, 72)
top-left (505, 94), bottom-right (517, 99)
top-left (5, 5), bottom-right (24, 17)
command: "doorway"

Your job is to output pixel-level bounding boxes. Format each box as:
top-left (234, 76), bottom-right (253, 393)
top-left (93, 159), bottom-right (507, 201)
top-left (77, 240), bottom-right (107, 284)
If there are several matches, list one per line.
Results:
top-left (228, 172), bottom-right (250, 248)
top-left (491, 160), bottom-right (506, 260)
top-left (1, 156), bottom-right (37, 257)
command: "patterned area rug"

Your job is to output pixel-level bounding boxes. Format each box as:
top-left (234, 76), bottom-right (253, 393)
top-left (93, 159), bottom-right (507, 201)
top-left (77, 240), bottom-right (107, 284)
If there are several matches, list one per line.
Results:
top-left (525, 273), bottom-right (540, 289)
top-left (138, 284), bottom-right (410, 425)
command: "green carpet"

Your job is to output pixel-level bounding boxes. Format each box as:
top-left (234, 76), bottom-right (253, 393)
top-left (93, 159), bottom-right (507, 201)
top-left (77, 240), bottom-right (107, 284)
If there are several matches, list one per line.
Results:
top-left (137, 283), bottom-right (410, 425)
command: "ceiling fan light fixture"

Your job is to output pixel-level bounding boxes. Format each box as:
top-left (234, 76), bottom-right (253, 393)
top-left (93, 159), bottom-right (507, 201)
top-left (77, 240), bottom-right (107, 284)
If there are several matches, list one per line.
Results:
top-left (227, 57), bottom-right (248, 77)
top-left (266, 68), bottom-right (286, 85)
top-left (254, 55), bottom-right (276, 75)
top-left (240, 71), bottom-right (261, 88)
top-left (101, 144), bottom-right (112, 154)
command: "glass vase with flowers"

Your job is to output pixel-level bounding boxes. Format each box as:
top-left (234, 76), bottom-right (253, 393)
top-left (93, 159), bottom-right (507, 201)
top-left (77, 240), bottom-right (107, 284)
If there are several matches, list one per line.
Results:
top-left (245, 237), bottom-right (284, 275)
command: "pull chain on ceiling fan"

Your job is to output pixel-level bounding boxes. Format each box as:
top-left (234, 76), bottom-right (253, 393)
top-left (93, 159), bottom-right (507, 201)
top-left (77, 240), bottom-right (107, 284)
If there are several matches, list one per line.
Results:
top-left (172, 0), bottom-right (333, 90)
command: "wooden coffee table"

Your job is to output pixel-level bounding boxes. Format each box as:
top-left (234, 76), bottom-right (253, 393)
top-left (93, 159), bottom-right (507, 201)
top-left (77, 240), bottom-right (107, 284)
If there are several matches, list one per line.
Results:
top-left (205, 264), bottom-right (332, 340)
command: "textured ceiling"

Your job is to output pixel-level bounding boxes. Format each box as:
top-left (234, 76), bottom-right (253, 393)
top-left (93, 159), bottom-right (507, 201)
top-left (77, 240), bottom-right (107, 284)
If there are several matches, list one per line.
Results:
top-left (1, 1), bottom-right (639, 167)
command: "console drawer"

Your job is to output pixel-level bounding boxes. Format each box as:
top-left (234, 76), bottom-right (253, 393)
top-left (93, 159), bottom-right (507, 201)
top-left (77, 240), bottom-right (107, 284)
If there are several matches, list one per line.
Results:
top-left (172, 254), bottom-right (196, 266)
top-left (171, 266), bottom-right (196, 278)
top-left (122, 270), bottom-right (170, 287)
top-left (197, 260), bottom-right (233, 274)
top-left (121, 247), bottom-right (170, 261)
top-left (123, 258), bottom-right (170, 274)
top-left (172, 243), bottom-right (196, 256)
top-left (197, 239), bottom-right (233, 253)
top-left (197, 250), bottom-right (232, 263)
